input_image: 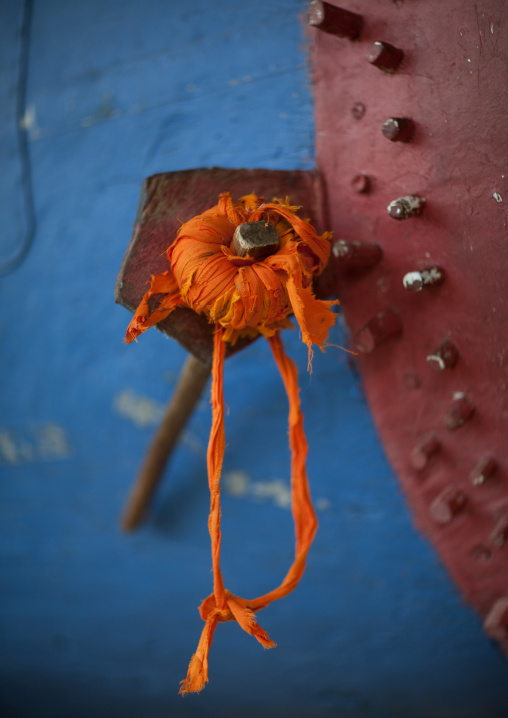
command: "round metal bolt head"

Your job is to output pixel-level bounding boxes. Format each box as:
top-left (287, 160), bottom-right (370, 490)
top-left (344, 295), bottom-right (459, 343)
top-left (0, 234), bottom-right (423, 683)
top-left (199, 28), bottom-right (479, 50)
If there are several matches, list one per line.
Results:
top-left (484, 597), bottom-right (508, 641)
top-left (232, 221), bottom-right (280, 259)
top-left (351, 173), bottom-right (371, 194)
top-left (308, 0), bottom-right (363, 39)
top-left (410, 433), bottom-right (441, 471)
top-left (426, 338), bottom-right (458, 371)
top-left (445, 392), bottom-right (475, 430)
top-left (332, 239), bottom-right (382, 267)
top-left (470, 456), bottom-right (498, 486)
top-left (489, 514), bottom-right (508, 548)
top-left (382, 117), bottom-right (415, 142)
top-left (387, 195), bottom-right (425, 220)
top-left (367, 41), bottom-right (404, 72)
top-left (354, 309), bottom-right (402, 353)
top-left (430, 486), bottom-right (467, 524)
top-left (403, 266), bottom-right (444, 292)
top-left (351, 101), bottom-right (366, 120)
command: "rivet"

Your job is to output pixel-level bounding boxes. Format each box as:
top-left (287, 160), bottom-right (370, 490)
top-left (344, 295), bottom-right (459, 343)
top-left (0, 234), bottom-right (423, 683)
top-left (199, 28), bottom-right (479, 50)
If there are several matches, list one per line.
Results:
top-left (387, 195), bottom-right (425, 220)
top-left (332, 239), bottom-right (382, 267)
top-left (444, 393), bottom-right (475, 430)
top-left (354, 309), bottom-right (402, 353)
top-left (429, 485), bottom-right (467, 524)
top-left (470, 544), bottom-right (492, 563)
top-left (426, 338), bottom-right (459, 372)
top-left (351, 102), bottom-right (366, 120)
top-left (470, 456), bottom-right (498, 486)
top-left (403, 266), bottom-right (444, 292)
top-left (410, 433), bottom-right (441, 470)
top-left (367, 41), bottom-right (404, 72)
top-left (351, 173), bottom-right (371, 194)
top-left (382, 117), bottom-right (415, 142)
top-left (308, 1), bottom-right (363, 40)
top-left (484, 597), bottom-right (508, 641)
top-left (489, 514), bottom-right (508, 548)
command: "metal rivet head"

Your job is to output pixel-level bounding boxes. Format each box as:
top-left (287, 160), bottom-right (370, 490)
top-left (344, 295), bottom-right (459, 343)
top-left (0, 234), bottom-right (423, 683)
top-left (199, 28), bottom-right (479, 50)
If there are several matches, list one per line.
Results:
top-left (351, 174), bottom-right (371, 194)
top-left (332, 240), bottom-right (382, 267)
top-left (489, 514), bottom-right (508, 548)
top-left (410, 433), bottom-right (441, 471)
top-left (403, 266), bottom-right (444, 292)
top-left (367, 41), bottom-right (404, 72)
top-left (308, 1), bottom-right (363, 40)
top-left (426, 338), bottom-right (459, 372)
top-left (351, 102), bottom-right (366, 120)
top-left (354, 309), bottom-right (402, 353)
top-left (382, 117), bottom-right (415, 142)
top-left (470, 544), bottom-right (492, 563)
top-left (484, 597), bottom-right (508, 641)
top-left (470, 456), bottom-right (498, 486)
top-left (232, 221), bottom-right (280, 259)
top-left (445, 392), bottom-right (475, 430)
top-left (387, 195), bottom-right (425, 220)
top-left (430, 486), bottom-right (467, 524)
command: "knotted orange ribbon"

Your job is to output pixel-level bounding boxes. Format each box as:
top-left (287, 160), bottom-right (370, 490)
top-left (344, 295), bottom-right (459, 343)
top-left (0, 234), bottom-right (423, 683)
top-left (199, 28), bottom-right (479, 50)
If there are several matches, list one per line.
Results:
top-left (125, 192), bottom-right (338, 693)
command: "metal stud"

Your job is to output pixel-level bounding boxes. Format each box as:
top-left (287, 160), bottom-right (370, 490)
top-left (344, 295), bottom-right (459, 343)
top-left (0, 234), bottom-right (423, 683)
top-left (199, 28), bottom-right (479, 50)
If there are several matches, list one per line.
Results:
top-left (489, 514), bottom-right (508, 548)
top-left (351, 173), bottom-right (371, 194)
top-left (387, 195), bottom-right (425, 220)
top-left (429, 485), bottom-right (467, 524)
top-left (403, 266), bottom-right (444, 292)
top-left (367, 41), bottom-right (404, 73)
top-left (332, 239), bottom-right (382, 267)
top-left (308, 1), bottom-right (363, 40)
top-left (470, 456), bottom-right (498, 486)
top-left (351, 102), bottom-right (366, 120)
top-left (484, 597), bottom-right (508, 641)
top-left (382, 117), bottom-right (415, 142)
top-left (426, 338), bottom-right (458, 372)
top-left (470, 544), bottom-right (492, 563)
top-left (410, 433), bottom-right (441, 470)
top-left (354, 309), bottom-right (402, 353)
top-left (444, 392), bottom-right (475, 430)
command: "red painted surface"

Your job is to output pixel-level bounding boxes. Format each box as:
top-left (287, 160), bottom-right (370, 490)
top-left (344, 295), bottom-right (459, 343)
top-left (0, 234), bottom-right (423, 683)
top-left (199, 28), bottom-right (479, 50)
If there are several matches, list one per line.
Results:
top-left (310, 0), bottom-right (508, 652)
top-left (115, 168), bottom-right (322, 364)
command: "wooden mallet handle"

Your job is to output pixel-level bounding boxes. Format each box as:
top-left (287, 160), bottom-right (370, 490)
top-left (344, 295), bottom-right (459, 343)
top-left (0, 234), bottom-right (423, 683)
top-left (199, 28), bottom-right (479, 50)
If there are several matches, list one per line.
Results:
top-left (121, 354), bottom-right (211, 531)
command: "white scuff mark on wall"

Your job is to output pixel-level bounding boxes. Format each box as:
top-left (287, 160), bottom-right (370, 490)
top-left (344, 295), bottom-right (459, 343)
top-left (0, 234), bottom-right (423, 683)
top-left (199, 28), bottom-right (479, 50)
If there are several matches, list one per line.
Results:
top-left (113, 389), bottom-right (164, 427)
top-left (0, 424), bottom-right (71, 465)
top-left (114, 389), bottom-right (206, 454)
top-left (19, 104), bottom-right (41, 140)
top-left (250, 479), bottom-right (292, 509)
top-left (223, 470), bottom-right (331, 512)
top-left (316, 497), bottom-right (331, 511)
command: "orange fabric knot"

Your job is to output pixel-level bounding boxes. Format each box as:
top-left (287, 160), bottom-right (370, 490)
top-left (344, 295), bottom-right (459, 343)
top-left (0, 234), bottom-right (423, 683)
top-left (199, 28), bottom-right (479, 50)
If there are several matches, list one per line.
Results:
top-left (125, 192), bottom-right (337, 362)
top-left (124, 192), bottom-right (338, 694)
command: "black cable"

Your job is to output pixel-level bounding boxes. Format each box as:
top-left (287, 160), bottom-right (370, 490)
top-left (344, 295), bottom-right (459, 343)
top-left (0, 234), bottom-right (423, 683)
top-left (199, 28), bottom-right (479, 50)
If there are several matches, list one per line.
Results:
top-left (0, 0), bottom-right (36, 277)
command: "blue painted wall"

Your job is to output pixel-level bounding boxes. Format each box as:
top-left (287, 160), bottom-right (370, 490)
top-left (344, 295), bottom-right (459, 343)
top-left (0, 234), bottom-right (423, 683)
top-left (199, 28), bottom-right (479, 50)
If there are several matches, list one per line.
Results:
top-left (1, 1), bottom-right (507, 716)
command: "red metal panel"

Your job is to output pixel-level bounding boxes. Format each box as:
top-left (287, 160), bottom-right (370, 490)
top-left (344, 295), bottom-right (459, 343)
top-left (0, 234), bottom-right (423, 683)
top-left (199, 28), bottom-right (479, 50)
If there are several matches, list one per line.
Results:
top-left (311, 0), bottom-right (508, 651)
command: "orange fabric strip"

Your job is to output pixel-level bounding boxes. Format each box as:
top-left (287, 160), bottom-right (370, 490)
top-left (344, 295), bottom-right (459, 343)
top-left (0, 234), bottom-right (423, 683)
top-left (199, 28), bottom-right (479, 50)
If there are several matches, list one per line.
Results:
top-left (180, 329), bottom-right (317, 693)
top-left (124, 193), bottom-right (336, 694)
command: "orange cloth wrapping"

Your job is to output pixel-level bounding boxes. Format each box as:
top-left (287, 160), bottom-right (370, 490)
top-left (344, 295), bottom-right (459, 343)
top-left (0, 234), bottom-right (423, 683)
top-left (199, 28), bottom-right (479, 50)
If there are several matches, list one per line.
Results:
top-left (124, 192), bottom-right (338, 693)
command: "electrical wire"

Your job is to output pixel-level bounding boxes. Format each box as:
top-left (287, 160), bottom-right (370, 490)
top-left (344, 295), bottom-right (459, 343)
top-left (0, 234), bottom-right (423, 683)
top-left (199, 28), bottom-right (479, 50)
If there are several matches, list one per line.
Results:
top-left (0, 0), bottom-right (36, 277)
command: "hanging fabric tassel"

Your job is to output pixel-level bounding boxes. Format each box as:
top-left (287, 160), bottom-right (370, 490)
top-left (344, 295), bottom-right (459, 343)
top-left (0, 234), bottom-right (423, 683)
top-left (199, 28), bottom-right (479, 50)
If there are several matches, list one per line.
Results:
top-left (124, 192), bottom-right (338, 693)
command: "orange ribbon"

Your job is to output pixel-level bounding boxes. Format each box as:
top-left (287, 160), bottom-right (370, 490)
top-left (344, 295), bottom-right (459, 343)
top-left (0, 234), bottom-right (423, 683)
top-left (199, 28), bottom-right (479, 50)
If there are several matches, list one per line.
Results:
top-left (125, 193), bottom-right (338, 693)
